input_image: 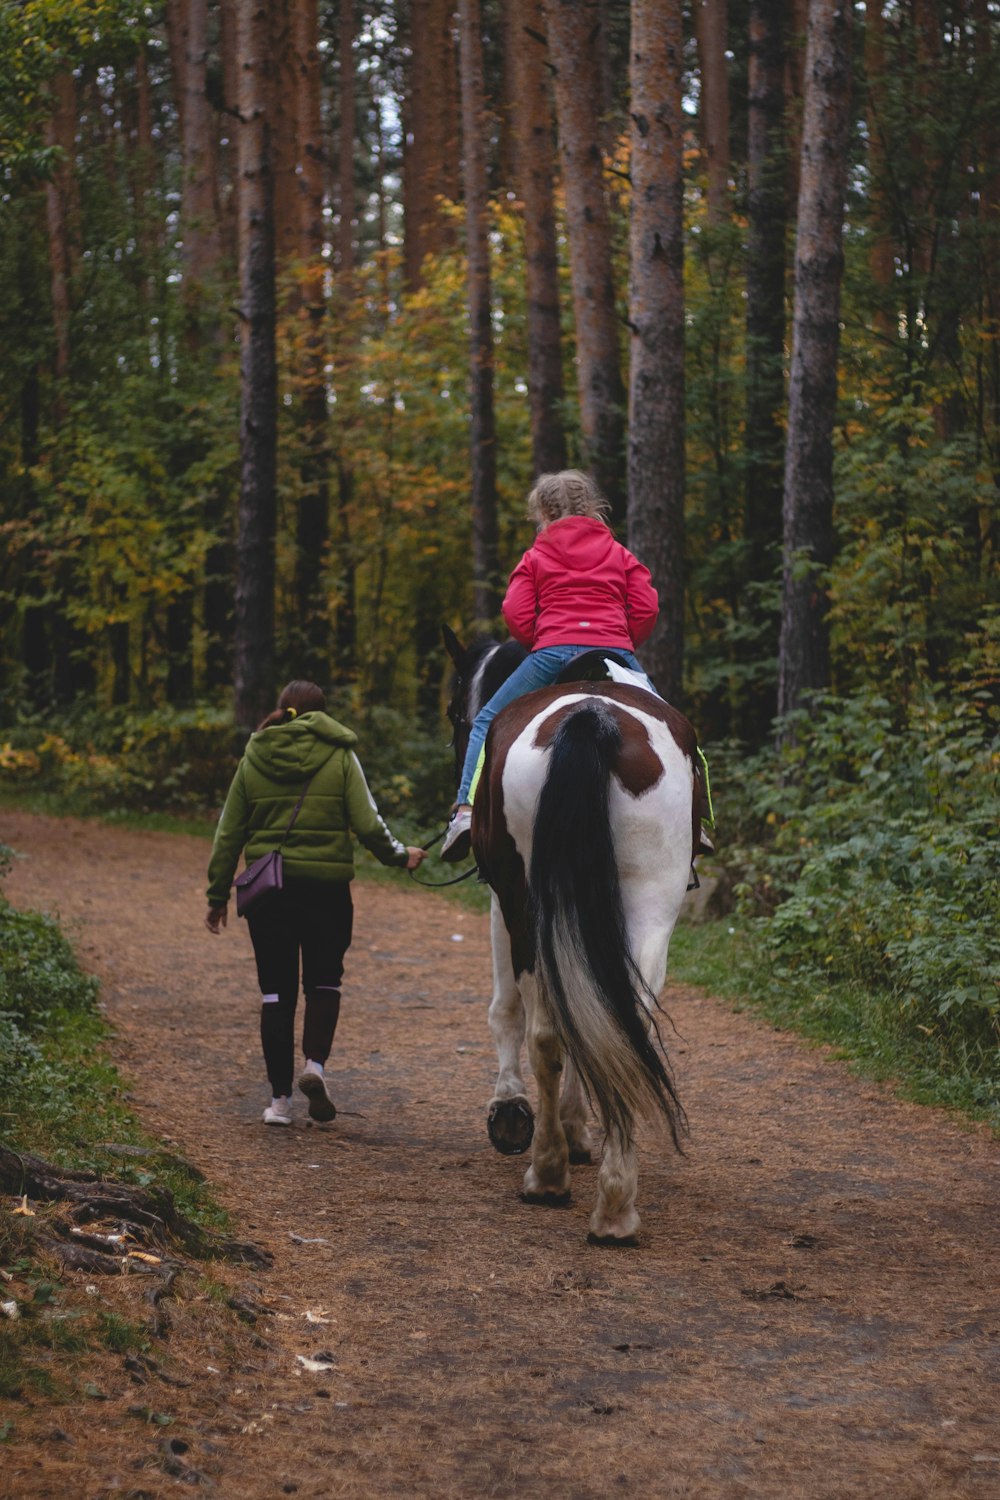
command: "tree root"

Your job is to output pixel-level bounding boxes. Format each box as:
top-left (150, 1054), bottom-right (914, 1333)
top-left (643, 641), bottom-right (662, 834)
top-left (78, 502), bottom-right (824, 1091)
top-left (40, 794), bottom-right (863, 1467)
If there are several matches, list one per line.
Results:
top-left (146, 1265), bottom-right (181, 1338)
top-left (0, 1144), bottom-right (272, 1270)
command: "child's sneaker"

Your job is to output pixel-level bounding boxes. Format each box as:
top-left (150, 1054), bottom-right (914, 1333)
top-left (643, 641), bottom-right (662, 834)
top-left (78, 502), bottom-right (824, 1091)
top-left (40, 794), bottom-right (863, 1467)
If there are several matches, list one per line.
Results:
top-left (440, 805), bottom-right (473, 862)
top-left (263, 1096), bottom-right (293, 1126)
top-left (297, 1067), bottom-right (337, 1122)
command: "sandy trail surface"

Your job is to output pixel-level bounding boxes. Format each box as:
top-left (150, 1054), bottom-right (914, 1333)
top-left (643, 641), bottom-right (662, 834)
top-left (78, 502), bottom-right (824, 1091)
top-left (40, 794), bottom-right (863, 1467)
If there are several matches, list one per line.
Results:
top-left (2, 808), bottom-right (998, 1499)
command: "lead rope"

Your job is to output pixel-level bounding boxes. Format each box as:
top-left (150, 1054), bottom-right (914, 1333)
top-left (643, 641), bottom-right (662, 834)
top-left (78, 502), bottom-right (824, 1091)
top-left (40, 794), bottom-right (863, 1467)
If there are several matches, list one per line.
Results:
top-left (407, 826), bottom-right (480, 888)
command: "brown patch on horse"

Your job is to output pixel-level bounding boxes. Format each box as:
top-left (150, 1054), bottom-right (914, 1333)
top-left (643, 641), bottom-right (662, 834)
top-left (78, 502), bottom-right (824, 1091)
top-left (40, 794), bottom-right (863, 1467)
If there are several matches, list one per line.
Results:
top-left (529, 684), bottom-right (698, 802)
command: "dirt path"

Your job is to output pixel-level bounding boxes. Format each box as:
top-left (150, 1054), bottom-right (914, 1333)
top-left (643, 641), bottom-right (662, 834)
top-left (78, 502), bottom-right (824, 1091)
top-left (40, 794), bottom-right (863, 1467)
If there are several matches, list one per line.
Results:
top-left (2, 809), bottom-right (998, 1500)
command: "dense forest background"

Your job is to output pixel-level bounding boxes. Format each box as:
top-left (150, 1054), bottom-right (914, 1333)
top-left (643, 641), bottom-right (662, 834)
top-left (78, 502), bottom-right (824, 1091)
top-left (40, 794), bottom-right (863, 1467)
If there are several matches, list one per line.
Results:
top-left (0, 2), bottom-right (997, 1100)
top-left (2, 0), bottom-right (997, 734)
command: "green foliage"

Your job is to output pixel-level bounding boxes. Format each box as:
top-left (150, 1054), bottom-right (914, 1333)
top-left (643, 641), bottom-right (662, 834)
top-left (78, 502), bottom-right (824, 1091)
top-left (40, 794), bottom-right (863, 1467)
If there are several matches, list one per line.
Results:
top-left (0, 704), bottom-right (237, 813)
top-left (709, 677), bottom-right (999, 1119)
top-left (0, 861), bottom-right (227, 1233)
top-left (0, 900), bottom-right (98, 1028)
top-left (832, 402), bottom-right (999, 694)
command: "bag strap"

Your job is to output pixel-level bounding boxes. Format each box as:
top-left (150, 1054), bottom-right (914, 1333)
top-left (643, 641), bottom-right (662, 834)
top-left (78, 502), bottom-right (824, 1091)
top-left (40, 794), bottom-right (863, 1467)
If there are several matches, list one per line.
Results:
top-left (275, 775), bottom-right (315, 853)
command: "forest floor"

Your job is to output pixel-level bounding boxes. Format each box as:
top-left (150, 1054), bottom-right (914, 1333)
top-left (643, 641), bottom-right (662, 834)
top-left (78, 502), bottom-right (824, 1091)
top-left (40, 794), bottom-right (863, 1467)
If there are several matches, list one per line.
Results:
top-left (1, 808), bottom-right (998, 1500)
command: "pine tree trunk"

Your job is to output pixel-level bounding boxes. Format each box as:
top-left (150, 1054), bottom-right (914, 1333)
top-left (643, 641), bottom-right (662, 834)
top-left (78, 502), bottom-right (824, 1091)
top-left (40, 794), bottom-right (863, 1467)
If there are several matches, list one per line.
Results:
top-left (777, 0), bottom-right (853, 729)
top-left (458, 0), bottom-right (500, 625)
top-left (44, 70), bottom-right (77, 389)
top-left (404, 0), bottom-right (459, 290)
top-left (543, 0), bottom-right (626, 524)
top-left (126, 43), bottom-right (156, 303)
top-left (784, 0), bottom-right (809, 214)
top-left (332, 0), bottom-right (358, 681)
top-left (864, 1), bottom-right (896, 342)
top-left (510, 0), bottom-right (567, 478)
top-left (234, 0), bottom-right (278, 732)
top-left (292, 0), bottom-right (330, 679)
top-left (219, 0), bottom-right (241, 268)
top-left (745, 0), bottom-right (787, 581)
top-left (337, 0), bottom-right (355, 278)
top-left (694, 0), bottom-right (731, 227)
top-left (626, 0), bottom-right (685, 701)
top-left (270, 0), bottom-right (299, 281)
top-left (973, 0), bottom-right (1000, 512)
top-left (178, 0), bottom-right (221, 325)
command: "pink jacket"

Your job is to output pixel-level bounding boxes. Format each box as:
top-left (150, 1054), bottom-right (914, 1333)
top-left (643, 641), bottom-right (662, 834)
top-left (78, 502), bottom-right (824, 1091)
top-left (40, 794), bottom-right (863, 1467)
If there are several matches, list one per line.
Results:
top-left (501, 515), bottom-right (659, 652)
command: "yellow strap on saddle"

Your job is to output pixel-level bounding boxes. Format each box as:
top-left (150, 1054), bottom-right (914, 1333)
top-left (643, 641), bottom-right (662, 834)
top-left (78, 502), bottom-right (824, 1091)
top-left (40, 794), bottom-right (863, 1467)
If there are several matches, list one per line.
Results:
top-left (697, 747), bottom-right (715, 828)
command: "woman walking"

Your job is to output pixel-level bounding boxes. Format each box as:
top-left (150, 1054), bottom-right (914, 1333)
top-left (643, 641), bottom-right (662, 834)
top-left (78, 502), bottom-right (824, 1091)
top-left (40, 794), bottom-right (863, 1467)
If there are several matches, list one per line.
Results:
top-left (205, 680), bottom-right (425, 1125)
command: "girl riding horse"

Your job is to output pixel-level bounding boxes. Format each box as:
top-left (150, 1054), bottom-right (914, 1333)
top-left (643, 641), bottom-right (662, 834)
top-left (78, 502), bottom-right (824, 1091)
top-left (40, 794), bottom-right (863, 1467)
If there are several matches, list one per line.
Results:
top-left (441, 470), bottom-right (659, 861)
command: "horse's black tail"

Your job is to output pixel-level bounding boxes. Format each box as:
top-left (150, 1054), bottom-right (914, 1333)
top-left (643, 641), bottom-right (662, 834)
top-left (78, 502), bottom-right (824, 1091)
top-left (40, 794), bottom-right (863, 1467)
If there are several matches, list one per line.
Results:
top-left (528, 700), bottom-right (685, 1149)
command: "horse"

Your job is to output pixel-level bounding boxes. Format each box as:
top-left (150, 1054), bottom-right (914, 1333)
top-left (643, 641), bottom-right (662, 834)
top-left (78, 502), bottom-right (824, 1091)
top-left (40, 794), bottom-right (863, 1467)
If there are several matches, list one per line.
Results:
top-left (443, 626), bottom-right (707, 1244)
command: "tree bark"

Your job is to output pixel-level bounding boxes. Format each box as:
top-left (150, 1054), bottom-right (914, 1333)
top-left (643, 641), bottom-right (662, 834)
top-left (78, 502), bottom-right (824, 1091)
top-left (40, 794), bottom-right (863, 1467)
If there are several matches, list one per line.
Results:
top-left (337, 0), bottom-right (356, 279)
top-left (404, 0), bottom-right (460, 290)
top-left (626, 0), bottom-right (685, 702)
top-left (293, 0), bottom-right (330, 679)
top-left (44, 70), bottom-right (78, 388)
top-left (784, 0), bottom-right (809, 214)
top-left (543, 0), bottom-right (626, 524)
top-left (745, 0), bottom-right (787, 577)
top-left (270, 0), bottom-right (299, 279)
top-left (509, 0), bottom-right (567, 477)
top-left (234, 0), bottom-right (278, 732)
top-left (458, 0), bottom-right (500, 625)
top-left (694, 0), bottom-right (731, 227)
top-left (864, 0), bottom-right (896, 342)
top-left (777, 0), bottom-right (853, 729)
top-left (219, 0), bottom-right (241, 268)
top-left (166, 0), bottom-right (222, 337)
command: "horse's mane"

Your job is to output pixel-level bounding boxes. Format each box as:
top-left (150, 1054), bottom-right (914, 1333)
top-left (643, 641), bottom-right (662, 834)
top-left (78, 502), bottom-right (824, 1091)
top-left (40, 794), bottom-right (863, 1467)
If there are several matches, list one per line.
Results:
top-left (460, 636), bottom-right (528, 714)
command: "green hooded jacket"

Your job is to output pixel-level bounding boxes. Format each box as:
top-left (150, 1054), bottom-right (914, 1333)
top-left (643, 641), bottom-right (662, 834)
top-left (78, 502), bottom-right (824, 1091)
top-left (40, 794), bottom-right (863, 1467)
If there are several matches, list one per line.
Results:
top-left (206, 712), bottom-right (407, 905)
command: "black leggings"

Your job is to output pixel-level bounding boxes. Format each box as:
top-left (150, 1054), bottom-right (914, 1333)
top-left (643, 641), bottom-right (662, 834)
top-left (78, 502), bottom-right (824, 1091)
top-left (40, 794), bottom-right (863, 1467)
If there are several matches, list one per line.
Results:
top-left (246, 878), bottom-right (354, 1098)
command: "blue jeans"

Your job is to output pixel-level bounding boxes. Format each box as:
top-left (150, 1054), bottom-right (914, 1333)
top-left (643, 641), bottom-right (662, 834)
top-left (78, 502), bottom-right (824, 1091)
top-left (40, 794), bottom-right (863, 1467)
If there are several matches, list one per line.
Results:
top-left (456, 644), bottom-right (655, 802)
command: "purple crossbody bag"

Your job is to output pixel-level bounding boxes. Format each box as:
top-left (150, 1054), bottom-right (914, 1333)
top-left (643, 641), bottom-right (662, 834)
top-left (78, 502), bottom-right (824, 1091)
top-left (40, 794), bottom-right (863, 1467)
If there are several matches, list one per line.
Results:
top-left (234, 776), bottom-right (315, 919)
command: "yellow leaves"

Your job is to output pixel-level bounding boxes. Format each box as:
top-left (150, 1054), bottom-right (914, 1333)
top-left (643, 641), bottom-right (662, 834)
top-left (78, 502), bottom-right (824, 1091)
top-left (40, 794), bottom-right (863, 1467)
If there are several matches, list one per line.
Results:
top-left (0, 745), bottom-right (42, 776)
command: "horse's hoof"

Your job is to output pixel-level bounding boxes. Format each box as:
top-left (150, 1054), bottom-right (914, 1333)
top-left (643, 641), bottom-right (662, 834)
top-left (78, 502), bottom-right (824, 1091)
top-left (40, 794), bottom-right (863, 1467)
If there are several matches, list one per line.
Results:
top-left (521, 1187), bottom-right (571, 1208)
top-left (588, 1208), bottom-right (641, 1246)
top-left (587, 1229), bottom-right (639, 1248)
top-left (568, 1146), bottom-right (593, 1165)
top-left (487, 1097), bottom-right (534, 1156)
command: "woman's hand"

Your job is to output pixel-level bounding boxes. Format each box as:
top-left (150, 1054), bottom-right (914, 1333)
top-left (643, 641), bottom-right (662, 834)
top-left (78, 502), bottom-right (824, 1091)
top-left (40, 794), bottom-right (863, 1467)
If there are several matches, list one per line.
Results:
top-left (405, 846), bottom-right (426, 870)
top-left (205, 903), bottom-right (228, 934)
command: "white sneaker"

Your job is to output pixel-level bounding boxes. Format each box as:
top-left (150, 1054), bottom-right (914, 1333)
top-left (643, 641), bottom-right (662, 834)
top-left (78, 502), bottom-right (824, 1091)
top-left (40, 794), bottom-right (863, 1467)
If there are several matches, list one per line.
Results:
top-left (297, 1068), bottom-right (337, 1122)
top-left (440, 806), bottom-right (473, 863)
top-left (263, 1096), bottom-right (292, 1126)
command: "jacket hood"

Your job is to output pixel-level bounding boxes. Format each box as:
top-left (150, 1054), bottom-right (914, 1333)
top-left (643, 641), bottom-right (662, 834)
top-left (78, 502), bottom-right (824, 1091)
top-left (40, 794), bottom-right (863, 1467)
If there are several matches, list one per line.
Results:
top-left (244, 711), bottom-right (357, 782)
top-left (532, 515), bottom-right (616, 572)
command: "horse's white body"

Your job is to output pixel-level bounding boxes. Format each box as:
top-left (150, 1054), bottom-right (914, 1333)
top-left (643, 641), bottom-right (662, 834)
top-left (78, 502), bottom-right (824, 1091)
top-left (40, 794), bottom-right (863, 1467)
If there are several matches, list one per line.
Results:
top-left (483, 691), bottom-right (696, 1243)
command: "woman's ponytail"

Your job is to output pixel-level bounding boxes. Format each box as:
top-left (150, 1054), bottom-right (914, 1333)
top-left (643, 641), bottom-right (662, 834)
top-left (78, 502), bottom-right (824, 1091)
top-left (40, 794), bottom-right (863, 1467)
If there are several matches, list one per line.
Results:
top-left (256, 680), bottom-right (325, 732)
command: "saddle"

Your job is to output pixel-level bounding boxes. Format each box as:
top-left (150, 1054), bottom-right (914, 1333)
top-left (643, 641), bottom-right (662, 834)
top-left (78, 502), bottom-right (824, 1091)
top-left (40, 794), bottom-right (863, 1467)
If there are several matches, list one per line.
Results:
top-left (552, 649), bottom-right (647, 687)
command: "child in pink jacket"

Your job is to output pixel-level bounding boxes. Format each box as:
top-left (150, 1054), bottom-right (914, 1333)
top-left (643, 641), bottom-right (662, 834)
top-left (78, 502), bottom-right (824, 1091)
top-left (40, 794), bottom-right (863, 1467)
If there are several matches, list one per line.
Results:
top-left (441, 470), bottom-right (659, 861)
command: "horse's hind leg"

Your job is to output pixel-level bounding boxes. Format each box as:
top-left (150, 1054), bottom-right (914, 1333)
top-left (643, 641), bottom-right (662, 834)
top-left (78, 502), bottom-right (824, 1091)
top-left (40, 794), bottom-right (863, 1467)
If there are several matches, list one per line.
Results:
top-left (560, 1056), bottom-right (594, 1164)
top-left (521, 975), bottom-right (571, 1204)
top-left (486, 897), bottom-right (534, 1156)
top-left (589, 1124), bottom-right (641, 1245)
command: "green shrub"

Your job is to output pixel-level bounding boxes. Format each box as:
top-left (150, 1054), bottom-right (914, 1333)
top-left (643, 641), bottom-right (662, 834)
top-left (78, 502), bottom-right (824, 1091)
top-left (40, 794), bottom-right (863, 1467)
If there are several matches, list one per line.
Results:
top-left (713, 678), bottom-right (999, 1110)
top-left (0, 704), bottom-right (236, 814)
top-left (0, 699), bottom-right (455, 826)
top-left (0, 902), bottom-right (99, 1028)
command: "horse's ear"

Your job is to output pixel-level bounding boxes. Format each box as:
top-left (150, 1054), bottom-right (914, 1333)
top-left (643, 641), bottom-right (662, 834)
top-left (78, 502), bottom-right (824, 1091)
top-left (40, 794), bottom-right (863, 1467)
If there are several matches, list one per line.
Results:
top-left (442, 623), bottom-right (466, 666)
